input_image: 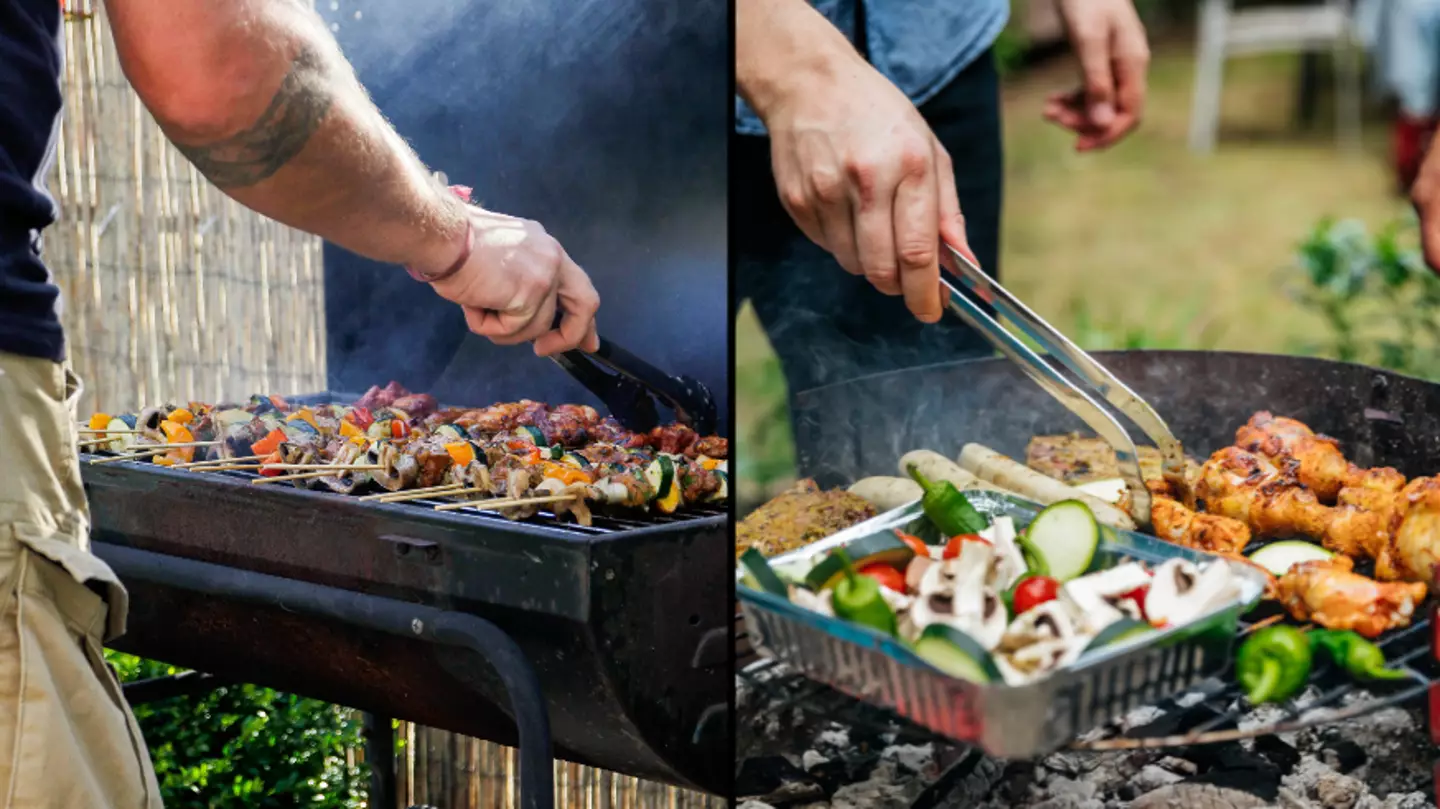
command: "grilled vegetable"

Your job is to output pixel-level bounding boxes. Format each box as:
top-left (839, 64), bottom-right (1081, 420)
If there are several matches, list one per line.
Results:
top-left (1248, 540), bottom-right (1335, 576)
top-left (1237, 625), bottom-right (1313, 704)
top-left (1023, 500), bottom-right (1098, 582)
top-left (906, 466), bottom-right (989, 538)
top-left (1308, 630), bottom-right (1409, 682)
top-left (87, 413), bottom-right (109, 431)
top-left (444, 441), bottom-right (476, 467)
top-left (644, 456), bottom-right (676, 501)
top-left (739, 548), bottom-right (789, 597)
top-left (941, 533), bottom-right (990, 559)
top-left (805, 533), bottom-right (913, 591)
top-left (829, 548), bottom-right (898, 636)
top-left (250, 427), bottom-right (288, 457)
top-left (912, 624), bottom-right (1001, 684)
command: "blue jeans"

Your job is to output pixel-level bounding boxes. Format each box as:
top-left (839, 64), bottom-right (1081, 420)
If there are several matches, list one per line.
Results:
top-left (1362, 0), bottom-right (1440, 117)
top-left (733, 50), bottom-right (1003, 397)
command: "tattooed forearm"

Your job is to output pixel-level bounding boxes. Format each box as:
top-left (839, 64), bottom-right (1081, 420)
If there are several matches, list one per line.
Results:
top-left (173, 44), bottom-right (335, 190)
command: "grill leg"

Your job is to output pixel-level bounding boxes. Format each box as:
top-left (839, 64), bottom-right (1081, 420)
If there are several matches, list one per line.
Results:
top-left (364, 713), bottom-right (397, 809)
top-left (96, 544), bottom-right (556, 809)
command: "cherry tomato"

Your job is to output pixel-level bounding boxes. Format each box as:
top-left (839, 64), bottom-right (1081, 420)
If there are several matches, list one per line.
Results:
top-left (858, 563), bottom-right (907, 593)
top-left (1120, 585), bottom-right (1150, 620)
top-left (893, 530), bottom-right (931, 559)
top-left (1011, 576), bottom-right (1061, 615)
top-left (942, 533), bottom-right (991, 560)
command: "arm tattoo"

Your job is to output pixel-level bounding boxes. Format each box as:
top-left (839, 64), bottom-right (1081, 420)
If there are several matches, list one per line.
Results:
top-left (173, 44), bottom-right (335, 189)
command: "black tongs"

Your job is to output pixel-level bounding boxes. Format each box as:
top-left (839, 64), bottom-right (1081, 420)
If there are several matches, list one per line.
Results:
top-left (551, 337), bottom-right (717, 436)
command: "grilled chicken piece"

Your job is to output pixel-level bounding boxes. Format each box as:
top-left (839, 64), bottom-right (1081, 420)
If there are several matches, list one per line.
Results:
top-left (1367, 476), bottom-right (1440, 584)
top-left (1195, 447), bottom-right (1331, 539)
top-left (1235, 412), bottom-right (1405, 504)
top-left (1148, 493), bottom-right (1252, 556)
top-left (1275, 556), bottom-right (1426, 638)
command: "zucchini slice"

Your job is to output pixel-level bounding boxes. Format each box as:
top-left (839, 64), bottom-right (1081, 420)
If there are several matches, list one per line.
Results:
top-left (1247, 540), bottom-right (1335, 576)
top-left (645, 455), bottom-right (676, 501)
top-left (434, 424), bottom-right (465, 441)
top-left (516, 425), bottom-right (545, 445)
top-left (656, 473), bottom-right (684, 514)
top-left (804, 533), bottom-right (914, 591)
top-left (739, 548), bottom-right (789, 597)
top-left (709, 470), bottom-right (729, 502)
top-left (912, 624), bottom-right (1001, 684)
top-left (1082, 617), bottom-right (1154, 654)
top-left (561, 451), bottom-right (591, 469)
top-left (1024, 500), bottom-right (1099, 582)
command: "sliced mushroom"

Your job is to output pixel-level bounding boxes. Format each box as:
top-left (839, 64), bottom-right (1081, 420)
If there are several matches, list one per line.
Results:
top-left (789, 586), bottom-right (834, 618)
top-left (905, 555), bottom-right (934, 593)
top-left (978, 516), bottom-right (1027, 589)
top-left (1004, 636), bottom-right (1087, 681)
top-left (911, 546), bottom-right (1008, 650)
top-left (1146, 559), bottom-right (1240, 627)
top-left (1060, 579), bottom-right (1125, 635)
top-left (999, 599), bottom-right (1079, 652)
top-left (1069, 562), bottom-right (1152, 622)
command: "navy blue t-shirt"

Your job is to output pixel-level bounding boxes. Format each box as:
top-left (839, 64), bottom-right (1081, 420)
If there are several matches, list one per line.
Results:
top-left (0, 0), bottom-right (65, 362)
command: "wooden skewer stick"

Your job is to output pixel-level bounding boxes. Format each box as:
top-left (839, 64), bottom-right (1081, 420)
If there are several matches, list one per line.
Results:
top-left (434, 493), bottom-right (579, 512)
top-left (89, 448), bottom-right (166, 464)
top-left (193, 465), bottom-right (262, 473)
top-left (360, 483), bottom-right (466, 502)
top-left (88, 440), bottom-right (219, 450)
top-left (173, 455), bottom-right (265, 469)
top-left (260, 463), bottom-right (383, 472)
top-left (251, 467), bottom-right (377, 484)
top-left (77, 427), bottom-right (139, 434)
top-left (366, 486), bottom-right (470, 505)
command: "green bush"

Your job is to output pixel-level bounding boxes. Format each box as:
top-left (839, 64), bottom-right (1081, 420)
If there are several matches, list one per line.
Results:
top-left (1287, 216), bottom-right (1440, 380)
top-left (107, 652), bottom-right (367, 809)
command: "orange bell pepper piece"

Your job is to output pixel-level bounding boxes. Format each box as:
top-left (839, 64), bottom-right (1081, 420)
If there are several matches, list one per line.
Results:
top-left (167, 408), bottom-right (194, 425)
top-left (250, 427), bottom-right (287, 457)
top-left (444, 442), bottom-right (476, 467)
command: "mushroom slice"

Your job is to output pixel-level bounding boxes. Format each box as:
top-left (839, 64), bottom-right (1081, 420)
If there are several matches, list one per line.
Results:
top-left (1069, 563), bottom-right (1152, 622)
top-left (912, 546), bottom-right (1008, 650)
top-left (1004, 636), bottom-right (1087, 683)
top-left (789, 586), bottom-right (834, 618)
top-left (999, 599), bottom-right (1080, 652)
top-left (982, 516), bottom-right (1027, 589)
top-left (1146, 559), bottom-right (1240, 627)
top-left (536, 478), bottom-right (593, 526)
top-left (905, 555), bottom-right (935, 593)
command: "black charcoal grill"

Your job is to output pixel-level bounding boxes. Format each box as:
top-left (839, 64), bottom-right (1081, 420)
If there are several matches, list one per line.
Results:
top-left (83, 392), bottom-right (730, 806)
top-left (759, 350), bottom-right (1440, 781)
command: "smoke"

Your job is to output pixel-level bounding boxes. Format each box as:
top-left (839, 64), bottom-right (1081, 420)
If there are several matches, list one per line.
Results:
top-left (316, 0), bottom-right (728, 422)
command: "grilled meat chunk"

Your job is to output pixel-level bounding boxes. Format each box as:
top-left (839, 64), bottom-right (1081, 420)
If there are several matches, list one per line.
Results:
top-left (1025, 434), bottom-right (1202, 485)
top-left (1236, 411), bottom-right (1404, 503)
top-left (737, 479), bottom-right (875, 560)
top-left (1275, 556), bottom-right (1426, 638)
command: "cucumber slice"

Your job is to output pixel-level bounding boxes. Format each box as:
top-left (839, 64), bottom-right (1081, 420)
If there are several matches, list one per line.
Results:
top-left (1083, 617), bottom-right (1154, 654)
top-left (912, 625), bottom-right (1001, 684)
top-left (739, 548), bottom-right (789, 597)
top-left (517, 425), bottom-right (545, 445)
top-left (1024, 500), bottom-right (1099, 582)
top-left (645, 455), bottom-right (676, 500)
top-left (803, 533), bottom-right (914, 591)
top-left (561, 451), bottom-right (591, 469)
top-left (1247, 540), bottom-right (1335, 576)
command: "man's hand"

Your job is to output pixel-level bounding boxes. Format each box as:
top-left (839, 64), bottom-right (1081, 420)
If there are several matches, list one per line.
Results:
top-left (422, 206), bottom-right (601, 357)
top-left (737, 0), bottom-right (976, 323)
top-left (1047, 0), bottom-right (1151, 151)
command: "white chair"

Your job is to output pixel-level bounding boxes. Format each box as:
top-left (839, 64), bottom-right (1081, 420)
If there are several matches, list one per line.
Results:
top-left (1188, 0), bottom-right (1363, 152)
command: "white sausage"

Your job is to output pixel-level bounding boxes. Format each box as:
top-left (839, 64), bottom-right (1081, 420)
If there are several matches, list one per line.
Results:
top-left (847, 476), bottom-right (923, 512)
top-left (957, 443), bottom-right (1137, 531)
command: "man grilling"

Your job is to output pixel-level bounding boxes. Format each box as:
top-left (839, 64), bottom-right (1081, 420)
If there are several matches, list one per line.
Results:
top-left (0, 0), bottom-right (600, 805)
top-left (734, 0), bottom-right (1150, 395)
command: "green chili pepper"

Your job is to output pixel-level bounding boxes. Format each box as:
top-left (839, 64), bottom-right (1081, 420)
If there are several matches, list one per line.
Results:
top-left (1308, 630), bottom-right (1409, 682)
top-left (1236, 625), bottom-right (1313, 704)
top-left (829, 548), bottom-right (898, 636)
top-left (905, 466), bottom-right (988, 537)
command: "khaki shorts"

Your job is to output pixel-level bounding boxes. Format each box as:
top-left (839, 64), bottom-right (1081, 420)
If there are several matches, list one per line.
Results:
top-left (0, 353), bottom-right (161, 809)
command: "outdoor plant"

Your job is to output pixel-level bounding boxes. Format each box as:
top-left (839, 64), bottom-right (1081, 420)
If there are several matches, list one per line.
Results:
top-left (107, 652), bottom-right (367, 809)
top-left (1287, 216), bottom-right (1440, 380)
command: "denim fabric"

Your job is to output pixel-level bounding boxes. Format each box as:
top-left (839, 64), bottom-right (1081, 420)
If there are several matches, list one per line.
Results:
top-left (1357, 0), bottom-right (1440, 117)
top-left (734, 51), bottom-right (1003, 398)
top-left (736, 0), bottom-right (1009, 135)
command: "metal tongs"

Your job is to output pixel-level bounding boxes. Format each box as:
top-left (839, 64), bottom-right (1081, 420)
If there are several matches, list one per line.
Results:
top-left (939, 244), bottom-right (1189, 530)
top-left (551, 337), bottom-right (718, 436)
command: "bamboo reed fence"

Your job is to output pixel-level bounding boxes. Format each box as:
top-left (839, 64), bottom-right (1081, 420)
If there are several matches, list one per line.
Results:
top-left (43, 3), bottom-right (722, 807)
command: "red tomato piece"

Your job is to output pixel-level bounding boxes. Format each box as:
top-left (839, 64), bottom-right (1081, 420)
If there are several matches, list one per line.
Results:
top-left (391, 419), bottom-right (411, 439)
top-left (346, 407), bottom-right (374, 430)
top-left (942, 533), bottom-right (990, 560)
top-left (892, 530), bottom-right (931, 559)
top-left (1011, 576), bottom-right (1061, 615)
top-left (858, 563), bottom-right (907, 593)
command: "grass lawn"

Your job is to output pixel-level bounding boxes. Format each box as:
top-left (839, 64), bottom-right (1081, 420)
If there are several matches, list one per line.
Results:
top-left (735, 40), bottom-right (1413, 511)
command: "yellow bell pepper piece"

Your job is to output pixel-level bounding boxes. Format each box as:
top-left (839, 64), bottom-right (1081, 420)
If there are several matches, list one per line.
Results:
top-left (159, 420), bottom-right (194, 445)
top-left (167, 408), bottom-right (194, 425)
top-left (444, 441), bottom-right (476, 467)
top-left (87, 413), bottom-right (110, 431)
top-left (285, 407), bottom-right (318, 430)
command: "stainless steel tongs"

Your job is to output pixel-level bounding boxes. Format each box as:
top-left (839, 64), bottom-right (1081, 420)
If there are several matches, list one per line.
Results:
top-left (938, 244), bottom-right (1188, 530)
